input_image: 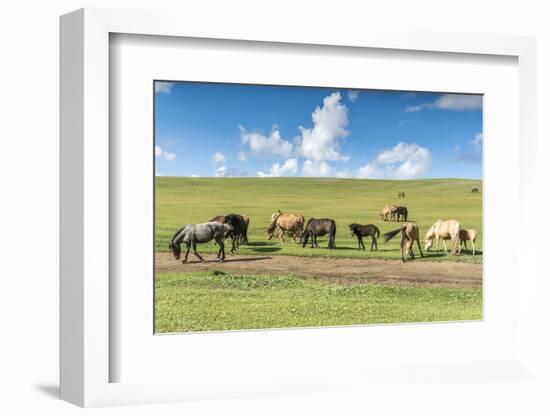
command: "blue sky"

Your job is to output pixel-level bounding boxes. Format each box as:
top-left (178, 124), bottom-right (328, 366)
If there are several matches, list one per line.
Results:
top-left (154, 81), bottom-right (482, 179)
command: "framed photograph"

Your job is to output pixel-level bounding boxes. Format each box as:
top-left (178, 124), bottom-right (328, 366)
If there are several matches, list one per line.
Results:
top-left (60, 8), bottom-right (539, 408)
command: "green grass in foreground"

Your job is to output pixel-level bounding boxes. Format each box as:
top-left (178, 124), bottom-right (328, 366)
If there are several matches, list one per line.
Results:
top-left (155, 271), bottom-right (482, 333)
top-left (155, 177), bottom-right (483, 264)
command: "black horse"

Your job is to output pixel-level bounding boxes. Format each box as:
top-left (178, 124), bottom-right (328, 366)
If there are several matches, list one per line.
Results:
top-left (222, 214), bottom-right (247, 253)
top-left (396, 206), bottom-right (408, 222)
top-left (348, 223), bottom-right (380, 251)
top-left (301, 218), bottom-right (336, 249)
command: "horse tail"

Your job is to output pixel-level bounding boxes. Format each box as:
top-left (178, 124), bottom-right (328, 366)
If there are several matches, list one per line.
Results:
top-left (383, 227), bottom-right (401, 243)
top-left (374, 225), bottom-right (380, 239)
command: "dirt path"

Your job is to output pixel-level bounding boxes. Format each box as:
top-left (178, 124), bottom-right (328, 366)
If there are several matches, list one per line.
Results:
top-left (156, 253), bottom-right (482, 288)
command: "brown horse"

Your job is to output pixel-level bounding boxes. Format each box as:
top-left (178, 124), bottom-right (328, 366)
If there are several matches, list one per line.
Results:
top-left (383, 222), bottom-right (424, 262)
top-left (267, 210), bottom-right (305, 243)
top-left (459, 228), bottom-right (478, 255)
top-left (424, 219), bottom-right (461, 255)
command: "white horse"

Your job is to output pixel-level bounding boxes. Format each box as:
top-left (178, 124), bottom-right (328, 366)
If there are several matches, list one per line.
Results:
top-left (459, 228), bottom-right (478, 255)
top-left (424, 219), bottom-right (461, 255)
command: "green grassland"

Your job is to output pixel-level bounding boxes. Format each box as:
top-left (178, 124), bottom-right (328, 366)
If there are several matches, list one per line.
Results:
top-left (155, 271), bottom-right (482, 333)
top-left (155, 177), bottom-right (482, 263)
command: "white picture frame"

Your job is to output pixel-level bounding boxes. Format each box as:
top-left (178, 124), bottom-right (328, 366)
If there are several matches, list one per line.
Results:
top-left (60, 7), bottom-right (539, 408)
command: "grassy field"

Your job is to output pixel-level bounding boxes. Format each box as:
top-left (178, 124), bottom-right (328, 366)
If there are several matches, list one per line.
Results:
top-left (155, 177), bottom-right (483, 332)
top-left (155, 271), bottom-right (482, 333)
top-left (155, 177), bottom-right (483, 263)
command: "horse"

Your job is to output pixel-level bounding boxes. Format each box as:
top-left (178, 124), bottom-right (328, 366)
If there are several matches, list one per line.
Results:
top-left (210, 214), bottom-right (250, 244)
top-left (395, 206), bottom-right (408, 222)
top-left (459, 228), bottom-right (478, 255)
top-left (398, 192), bottom-right (405, 198)
top-left (424, 219), bottom-right (461, 255)
top-left (348, 223), bottom-right (380, 251)
top-left (301, 218), bottom-right (336, 249)
top-left (471, 188), bottom-right (479, 193)
top-left (209, 214), bottom-right (247, 252)
top-left (169, 222), bottom-right (234, 263)
top-left (267, 210), bottom-right (305, 243)
top-left (379, 205), bottom-right (397, 222)
top-left (383, 222), bottom-right (423, 262)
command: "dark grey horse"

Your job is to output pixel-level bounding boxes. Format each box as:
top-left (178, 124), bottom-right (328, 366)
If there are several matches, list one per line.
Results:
top-left (169, 222), bottom-right (234, 263)
top-left (348, 223), bottom-right (380, 251)
top-left (301, 218), bottom-right (336, 249)
top-left (396, 206), bottom-right (408, 222)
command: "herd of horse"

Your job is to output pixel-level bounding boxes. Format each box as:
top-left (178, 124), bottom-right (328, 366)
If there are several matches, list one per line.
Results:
top-left (168, 207), bottom-right (479, 263)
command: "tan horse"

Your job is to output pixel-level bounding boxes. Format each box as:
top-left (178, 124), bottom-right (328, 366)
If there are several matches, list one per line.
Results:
top-left (267, 210), bottom-right (305, 243)
top-left (383, 222), bottom-right (424, 262)
top-left (459, 228), bottom-right (478, 255)
top-left (379, 205), bottom-right (397, 221)
top-left (424, 219), bottom-right (461, 255)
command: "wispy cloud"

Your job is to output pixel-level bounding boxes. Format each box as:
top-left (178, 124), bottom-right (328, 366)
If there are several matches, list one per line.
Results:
top-left (406, 94), bottom-right (482, 112)
top-left (212, 151), bottom-right (226, 163)
top-left (155, 81), bottom-right (175, 94)
top-left (347, 90), bottom-right (359, 102)
top-left (214, 166), bottom-right (249, 177)
top-left (155, 145), bottom-right (176, 161)
top-left (452, 132), bottom-right (482, 164)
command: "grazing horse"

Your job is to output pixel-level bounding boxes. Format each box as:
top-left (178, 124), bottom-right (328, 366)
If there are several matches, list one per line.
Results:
top-left (471, 188), bottom-right (479, 193)
top-left (267, 210), bottom-right (305, 243)
top-left (169, 222), bottom-right (234, 263)
top-left (349, 223), bottom-right (380, 251)
top-left (459, 228), bottom-right (478, 255)
top-left (301, 218), bottom-right (336, 249)
top-left (383, 222), bottom-right (423, 262)
top-left (379, 205), bottom-right (397, 222)
top-left (424, 219), bottom-right (461, 255)
top-left (395, 206), bottom-right (408, 222)
top-left (398, 192), bottom-right (405, 198)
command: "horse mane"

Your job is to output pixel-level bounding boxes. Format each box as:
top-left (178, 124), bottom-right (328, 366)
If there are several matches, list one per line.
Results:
top-left (170, 226), bottom-right (187, 246)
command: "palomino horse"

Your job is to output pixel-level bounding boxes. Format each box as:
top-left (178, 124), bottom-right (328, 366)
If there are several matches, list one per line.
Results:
top-left (267, 210), bottom-right (305, 243)
top-left (379, 205), bottom-right (397, 221)
top-left (459, 228), bottom-right (478, 255)
top-left (383, 222), bottom-right (423, 262)
top-left (424, 219), bottom-right (461, 255)
top-left (169, 222), bottom-right (234, 263)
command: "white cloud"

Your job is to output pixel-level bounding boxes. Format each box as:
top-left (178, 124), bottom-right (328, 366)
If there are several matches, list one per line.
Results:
top-left (213, 151), bottom-right (226, 163)
top-left (240, 125), bottom-right (293, 157)
top-left (473, 132), bottom-right (483, 145)
top-left (257, 158), bottom-right (298, 177)
top-left (301, 160), bottom-right (337, 177)
top-left (214, 166), bottom-right (248, 177)
top-left (406, 94), bottom-right (482, 112)
top-left (191, 174), bottom-right (199, 177)
top-left (299, 92), bottom-right (350, 162)
top-left (238, 151), bottom-right (247, 162)
top-left (347, 90), bottom-right (359, 102)
top-left (155, 82), bottom-right (175, 94)
top-left (356, 142), bottom-right (431, 179)
top-left (155, 145), bottom-right (176, 161)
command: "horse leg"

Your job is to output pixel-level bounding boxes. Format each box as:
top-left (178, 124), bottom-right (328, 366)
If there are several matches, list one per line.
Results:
top-left (417, 238), bottom-right (424, 258)
top-left (408, 240), bottom-right (415, 259)
top-left (442, 238), bottom-right (448, 254)
top-left (183, 242), bottom-right (191, 263)
top-left (219, 240), bottom-right (225, 262)
top-left (192, 241), bottom-right (203, 262)
top-left (372, 235), bottom-right (377, 251)
top-left (472, 239), bottom-right (475, 255)
top-left (360, 236), bottom-right (365, 250)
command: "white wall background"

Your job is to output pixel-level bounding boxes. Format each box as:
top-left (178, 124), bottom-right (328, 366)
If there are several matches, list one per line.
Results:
top-left (0, 1), bottom-right (548, 415)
